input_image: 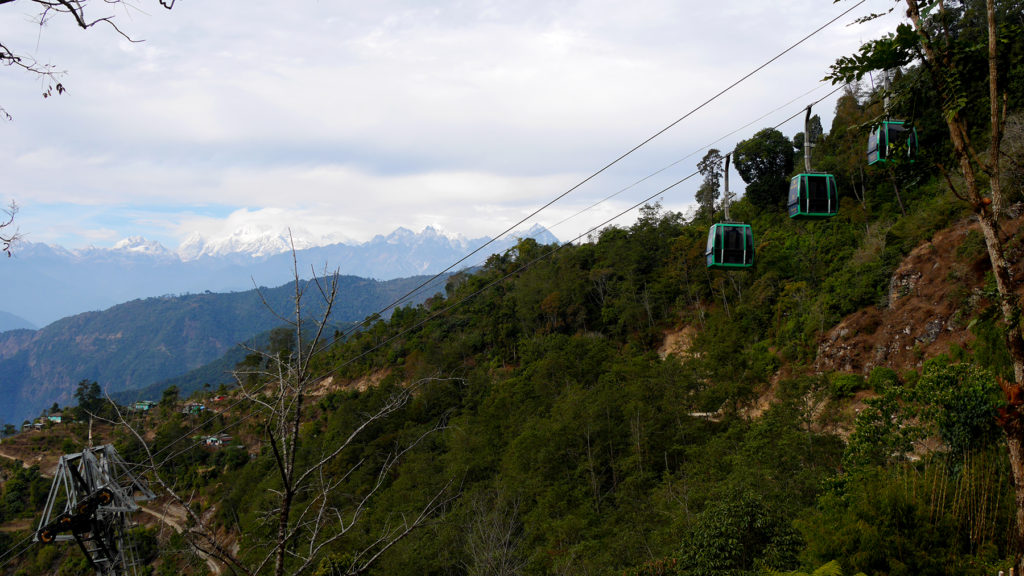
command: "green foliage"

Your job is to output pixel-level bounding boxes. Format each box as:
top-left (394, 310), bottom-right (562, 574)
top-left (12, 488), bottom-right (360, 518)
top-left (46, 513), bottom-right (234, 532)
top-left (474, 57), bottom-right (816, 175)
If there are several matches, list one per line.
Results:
top-left (827, 373), bottom-right (865, 399)
top-left (956, 229), bottom-right (987, 261)
top-left (913, 360), bottom-right (1003, 456)
top-left (621, 556), bottom-right (678, 576)
top-left (313, 553), bottom-right (355, 576)
top-left (55, 553), bottom-right (92, 576)
top-left (130, 525), bottom-right (161, 564)
top-left (1, 464), bottom-right (47, 517)
top-left (24, 543), bottom-right (61, 576)
top-left (677, 491), bottom-right (801, 576)
top-left (969, 309), bottom-right (1015, 381)
top-left (867, 366), bottom-right (899, 390)
top-left (73, 379), bottom-right (102, 416)
top-left (843, 373), bottom-right (920, 470)
top-left (696, 149), bottom-right (724, 218)
top-left (767, 559), bottom-right (846, 576)
top-left (733, 128), bottom-right (795, 209)
top-left (828, 25), bottom-right (921, 85)
top-left (844, 360), bottom-right (1001, 471)
top-left (160, 384), bottom-right (180, 407)
top-left (798, 452), bottom-right (1014, 576)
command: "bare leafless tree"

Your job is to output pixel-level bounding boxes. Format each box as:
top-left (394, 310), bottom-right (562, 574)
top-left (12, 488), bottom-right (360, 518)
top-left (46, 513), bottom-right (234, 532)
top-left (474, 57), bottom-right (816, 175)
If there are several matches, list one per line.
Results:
top-left (115, 244), bottom-right (458, 576)
top-left (2, 200), bottom-right (19, 257)
top-left (464, 491), bottom-right (526, 576)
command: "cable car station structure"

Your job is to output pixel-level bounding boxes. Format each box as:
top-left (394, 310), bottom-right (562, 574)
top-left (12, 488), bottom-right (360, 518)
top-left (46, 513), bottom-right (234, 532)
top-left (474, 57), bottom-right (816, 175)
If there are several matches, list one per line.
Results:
top-left (35, 444), bottom-right (155, 576)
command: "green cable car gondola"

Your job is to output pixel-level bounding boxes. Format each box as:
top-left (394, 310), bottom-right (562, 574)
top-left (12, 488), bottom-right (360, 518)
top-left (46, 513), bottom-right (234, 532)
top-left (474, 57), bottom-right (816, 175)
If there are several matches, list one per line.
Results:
top-left (788, 173), bottom-right (838, 219)
top-left (867, 120), bottom-right (918, 165)
top-left (867, 71), bottom-right (918, 166)
top-left (706, 222), bottom-right (754, 269)
top-left (789, 104), bottom-right (838, 219)
top-left (706, 153), bottom-right (755, 270)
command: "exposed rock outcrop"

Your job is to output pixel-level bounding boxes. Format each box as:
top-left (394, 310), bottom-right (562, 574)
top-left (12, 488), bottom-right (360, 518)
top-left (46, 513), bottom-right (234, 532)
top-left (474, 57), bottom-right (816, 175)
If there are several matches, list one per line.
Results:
top-left (815, 216), bottom-right (1020, 375)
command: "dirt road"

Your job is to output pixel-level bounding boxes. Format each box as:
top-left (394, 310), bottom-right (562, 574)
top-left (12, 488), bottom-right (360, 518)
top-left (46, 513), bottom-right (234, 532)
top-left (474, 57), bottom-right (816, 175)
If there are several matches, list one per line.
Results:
top-left (138, 504), bottom-right (222, 575)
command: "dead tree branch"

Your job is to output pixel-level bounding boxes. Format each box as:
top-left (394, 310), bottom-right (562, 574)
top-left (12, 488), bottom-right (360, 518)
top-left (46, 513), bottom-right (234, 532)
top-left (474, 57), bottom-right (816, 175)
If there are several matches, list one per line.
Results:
top-left (2, 0), bottom-right (176, 114)
top-left (1, 200), bottom-right (20, 256)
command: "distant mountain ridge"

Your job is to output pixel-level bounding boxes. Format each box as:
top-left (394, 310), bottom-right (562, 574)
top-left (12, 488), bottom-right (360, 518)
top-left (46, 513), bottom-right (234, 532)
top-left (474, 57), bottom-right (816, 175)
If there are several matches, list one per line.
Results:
top-left (0, 274), bottom-right (445, 427)
top-left (0, 311), bottom-right (35, 332)
top-left (1, 225), bottom-right (558, 327)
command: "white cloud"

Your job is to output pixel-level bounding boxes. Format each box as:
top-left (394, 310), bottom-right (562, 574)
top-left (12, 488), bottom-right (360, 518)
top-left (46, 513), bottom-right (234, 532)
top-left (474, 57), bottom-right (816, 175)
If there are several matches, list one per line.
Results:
top-left (0, 0), bottom-right (909, 251)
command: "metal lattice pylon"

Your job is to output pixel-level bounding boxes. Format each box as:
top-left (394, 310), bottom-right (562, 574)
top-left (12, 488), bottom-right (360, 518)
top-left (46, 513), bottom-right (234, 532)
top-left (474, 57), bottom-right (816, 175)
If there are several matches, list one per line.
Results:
top-left (35, 444), bottom-right (155, 576)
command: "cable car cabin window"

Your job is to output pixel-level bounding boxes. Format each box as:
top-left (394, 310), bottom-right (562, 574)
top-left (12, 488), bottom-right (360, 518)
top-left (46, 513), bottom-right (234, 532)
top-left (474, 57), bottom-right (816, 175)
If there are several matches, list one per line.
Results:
top-left (867, 121), bottom-right (918, 165)
top-left (867, 128), bottom-right (882, 165)
top-left (788, 173), bottom-right (837, 219)
top-left (706, 223), bottom-right (754, 269)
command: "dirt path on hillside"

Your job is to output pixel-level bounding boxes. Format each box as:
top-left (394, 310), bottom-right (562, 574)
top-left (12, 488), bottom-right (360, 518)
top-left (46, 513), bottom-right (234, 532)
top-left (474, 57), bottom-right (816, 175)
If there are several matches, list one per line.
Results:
top-left (0, 444), bottom-right (60, 476)
top-left (0, 518), bottom-right (32, 533)
top-left (139, 504), bottom-right (222, 575)
top-left (139, 504), bottom-right (187, 532)
top-left (0, 447), bottom-right (40, 471)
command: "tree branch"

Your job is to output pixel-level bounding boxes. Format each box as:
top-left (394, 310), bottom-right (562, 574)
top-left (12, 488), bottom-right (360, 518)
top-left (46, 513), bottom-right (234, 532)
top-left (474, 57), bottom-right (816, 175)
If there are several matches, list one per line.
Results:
top-left (3, 0), bottom-right (176, 114)
top-left (1, 201), bottom-right (20, 257)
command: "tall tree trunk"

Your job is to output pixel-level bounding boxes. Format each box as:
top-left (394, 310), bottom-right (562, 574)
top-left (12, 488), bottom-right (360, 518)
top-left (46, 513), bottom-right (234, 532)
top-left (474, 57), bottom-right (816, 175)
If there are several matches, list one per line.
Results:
top-left (906, 0), bottom-right (1024, 562)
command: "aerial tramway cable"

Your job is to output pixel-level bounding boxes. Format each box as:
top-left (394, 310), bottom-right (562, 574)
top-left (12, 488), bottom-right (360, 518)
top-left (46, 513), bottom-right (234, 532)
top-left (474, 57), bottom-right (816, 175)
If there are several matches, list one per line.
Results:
top-left (304, 93), bottom-right (843, 371)
top-left (329, 0), bottom-right (869, 326)
top-left (545, 81), bottom-right (833, 236)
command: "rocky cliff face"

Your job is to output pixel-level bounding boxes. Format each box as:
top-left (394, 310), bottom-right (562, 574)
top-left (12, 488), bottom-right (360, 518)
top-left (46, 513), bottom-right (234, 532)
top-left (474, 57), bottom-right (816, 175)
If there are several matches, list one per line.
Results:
top-left (815, 212), bottom-right (1024, 375)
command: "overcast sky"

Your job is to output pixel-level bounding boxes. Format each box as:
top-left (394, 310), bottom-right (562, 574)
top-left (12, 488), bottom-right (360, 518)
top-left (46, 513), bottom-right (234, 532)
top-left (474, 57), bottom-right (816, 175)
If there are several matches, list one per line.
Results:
top-left (0, 0), bottom-right (906, 251)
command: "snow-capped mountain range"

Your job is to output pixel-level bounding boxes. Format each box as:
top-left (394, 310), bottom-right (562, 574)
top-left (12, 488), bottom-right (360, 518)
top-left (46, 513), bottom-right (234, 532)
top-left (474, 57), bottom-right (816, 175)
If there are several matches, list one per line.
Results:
top-left (0, 224), bottom-right (559, 329)
top-left (177, 225), bottom-right (337, 261)
top-left (109, 224), bottom-right (490, 262)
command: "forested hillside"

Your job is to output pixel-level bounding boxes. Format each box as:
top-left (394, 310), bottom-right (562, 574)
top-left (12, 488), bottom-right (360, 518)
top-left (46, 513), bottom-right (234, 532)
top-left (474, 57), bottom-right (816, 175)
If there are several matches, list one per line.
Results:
top-left (0, 274), bottom-right (444, 428)
top-left (1, 2), bottom-right (1023, 576)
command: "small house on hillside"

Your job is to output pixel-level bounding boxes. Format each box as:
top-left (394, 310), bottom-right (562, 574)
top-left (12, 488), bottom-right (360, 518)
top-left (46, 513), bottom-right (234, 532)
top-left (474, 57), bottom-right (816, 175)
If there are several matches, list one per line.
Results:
top-left (204, 433), bottom-right (234, 448)
top-left (132, 400), bottom-right (157, 412)
top-left (47, 413), bottom-right (63, 424)
top-left (182, 403), bottom-right (206, 415)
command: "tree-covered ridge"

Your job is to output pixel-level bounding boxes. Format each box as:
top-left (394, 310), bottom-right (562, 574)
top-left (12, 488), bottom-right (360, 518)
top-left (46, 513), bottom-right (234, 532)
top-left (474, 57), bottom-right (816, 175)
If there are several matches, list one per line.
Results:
top-left (291, 203), bottom-right (998, 576)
